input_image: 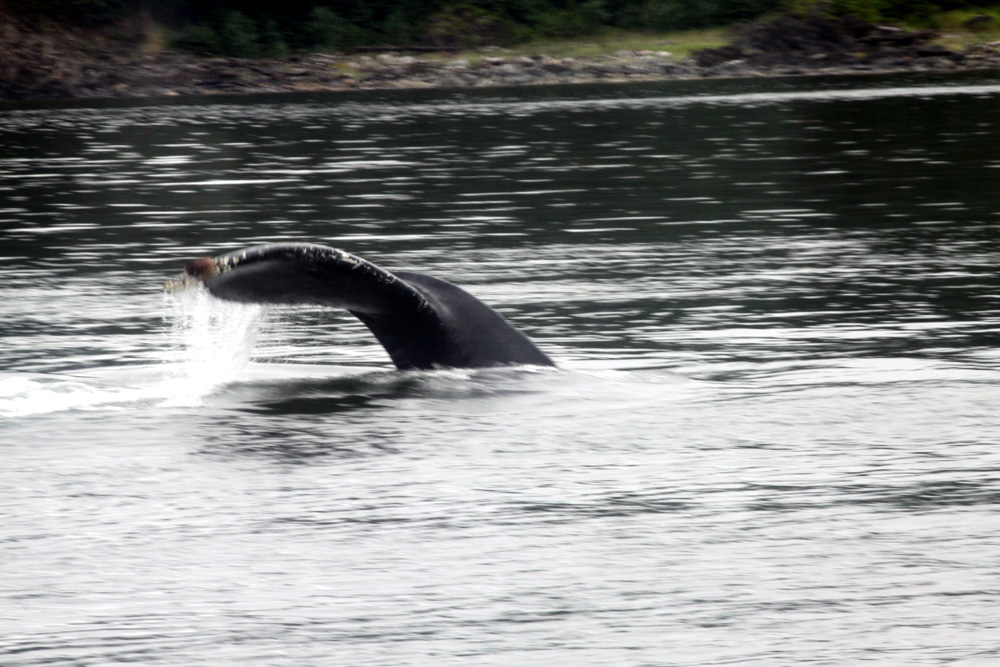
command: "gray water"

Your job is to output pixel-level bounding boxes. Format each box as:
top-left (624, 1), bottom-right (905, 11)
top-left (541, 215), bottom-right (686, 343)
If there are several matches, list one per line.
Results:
top-left (2, 73), bottom-right (1000, 665)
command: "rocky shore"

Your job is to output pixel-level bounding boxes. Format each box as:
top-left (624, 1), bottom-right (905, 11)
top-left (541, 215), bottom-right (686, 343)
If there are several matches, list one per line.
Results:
top-left (3, 13), bottom-right (1000, 101)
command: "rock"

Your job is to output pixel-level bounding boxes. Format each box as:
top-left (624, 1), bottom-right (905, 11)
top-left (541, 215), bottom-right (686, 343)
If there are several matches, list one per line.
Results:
top-left (967, 40), bottom-right (1000, 51)
top-left (964, 15), bottom-right (996, 32)
top-left (917, 45), bottom-right (959, 58)
top-left (693, 45), bottom-right (744, 67)
top-left (692, 11), bottom-right (955, 72)
top-left (541, 60), bottom-right (571, 74)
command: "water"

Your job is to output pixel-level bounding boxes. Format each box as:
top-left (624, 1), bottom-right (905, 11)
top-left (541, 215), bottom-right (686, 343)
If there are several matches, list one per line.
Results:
top-left (2, 73), bottom-right (1000, 665)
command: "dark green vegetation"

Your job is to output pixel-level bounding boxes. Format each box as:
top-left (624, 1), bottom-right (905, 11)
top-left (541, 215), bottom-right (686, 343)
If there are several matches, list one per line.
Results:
top-left (5, 0), bottom-right (1000, 58)
top-left (9, 0), bottom-right (782, 56)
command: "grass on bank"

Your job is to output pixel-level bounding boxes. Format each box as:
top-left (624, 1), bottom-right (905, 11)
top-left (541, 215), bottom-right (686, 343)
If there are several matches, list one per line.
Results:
top-left (142, 6), bottom-right (1000, 62)
top-left (489, 7), bottom-right (1000, 63)
top-left (478, 27), bottom-right (730, 60)
top-left (344, 8), bottom-right (1000, 64)
top-left (145, 14), bottom-right (729, 61)
top-left (921, 7), bottom-right (1000, 50)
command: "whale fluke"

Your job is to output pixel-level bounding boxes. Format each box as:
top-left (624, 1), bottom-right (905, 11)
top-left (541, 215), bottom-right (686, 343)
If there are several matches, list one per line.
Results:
top-left (166, 243), bottom-right (555, 371)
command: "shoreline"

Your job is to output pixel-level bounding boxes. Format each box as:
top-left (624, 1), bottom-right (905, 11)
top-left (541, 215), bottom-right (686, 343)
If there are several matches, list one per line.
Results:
top-left (5, 48), bottom-right (1000, 103)
top-left (4, 12), bottom-right (1000, 102)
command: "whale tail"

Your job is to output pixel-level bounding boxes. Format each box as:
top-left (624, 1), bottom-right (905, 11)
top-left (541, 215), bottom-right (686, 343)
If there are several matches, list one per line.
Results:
top-left (167, 243), bottom-right (555, 371)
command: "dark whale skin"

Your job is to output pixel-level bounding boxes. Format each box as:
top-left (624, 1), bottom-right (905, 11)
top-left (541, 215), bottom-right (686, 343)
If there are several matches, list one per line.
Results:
top-left (172, 243), bottom-right (554, 371)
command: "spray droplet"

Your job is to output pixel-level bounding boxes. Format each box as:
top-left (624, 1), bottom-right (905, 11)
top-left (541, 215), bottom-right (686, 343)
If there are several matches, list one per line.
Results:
top-left (163, 288), bottom-right (262, 403)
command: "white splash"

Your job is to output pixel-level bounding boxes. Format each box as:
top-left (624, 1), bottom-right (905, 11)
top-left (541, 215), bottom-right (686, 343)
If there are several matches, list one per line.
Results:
top-left (0, 288), bottom-right (264, 419)
top-left (0, 375), bottom-right (131, 418)
top-left (159, 287), bottom-right (263, 405)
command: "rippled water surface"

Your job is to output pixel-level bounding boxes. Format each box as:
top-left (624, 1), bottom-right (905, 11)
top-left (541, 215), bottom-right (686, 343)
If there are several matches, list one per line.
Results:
top-left (2, 74), bottom-right (1000, 665)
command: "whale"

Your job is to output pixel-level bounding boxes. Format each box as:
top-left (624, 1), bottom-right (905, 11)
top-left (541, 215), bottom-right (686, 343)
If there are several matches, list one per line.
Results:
top-left (166, 243), bottom-right (555, 371)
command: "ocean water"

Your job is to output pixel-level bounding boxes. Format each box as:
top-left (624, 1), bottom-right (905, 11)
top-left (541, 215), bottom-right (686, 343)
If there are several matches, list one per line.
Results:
top-left (2, 73), bottom-right (1000, 665)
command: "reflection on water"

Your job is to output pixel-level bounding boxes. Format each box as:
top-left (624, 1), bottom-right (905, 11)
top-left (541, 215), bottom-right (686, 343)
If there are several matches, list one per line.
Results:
top-left (2, 74), bottom-right (1000, 665)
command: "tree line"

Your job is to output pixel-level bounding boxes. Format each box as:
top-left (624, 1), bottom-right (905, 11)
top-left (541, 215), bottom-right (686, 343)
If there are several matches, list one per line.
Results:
top-left (9, 0), bottom-right (992, 57)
